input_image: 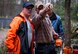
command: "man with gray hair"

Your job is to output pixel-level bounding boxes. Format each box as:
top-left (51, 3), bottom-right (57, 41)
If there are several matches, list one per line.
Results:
top-left (32, 1), bottom-right (58, 54)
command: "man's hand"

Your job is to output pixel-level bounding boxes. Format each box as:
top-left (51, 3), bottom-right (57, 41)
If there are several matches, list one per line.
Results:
top-left (44, 5), bottom-right (50, 12)
top-left (53, 33), bottom-right (59, 40)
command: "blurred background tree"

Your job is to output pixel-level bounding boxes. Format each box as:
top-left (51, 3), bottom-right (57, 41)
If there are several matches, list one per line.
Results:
top-left (64, 0), bottom-right (71, 46)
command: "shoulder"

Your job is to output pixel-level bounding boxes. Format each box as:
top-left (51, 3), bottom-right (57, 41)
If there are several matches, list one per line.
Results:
top-left (10, 16), bottom-right (24, 26)
top-left (56, 14), bottom-right (60, 18)
top-left (56, 14), bottom-right (61, 20)
top-left (13, 16), bottom-right (24, 23)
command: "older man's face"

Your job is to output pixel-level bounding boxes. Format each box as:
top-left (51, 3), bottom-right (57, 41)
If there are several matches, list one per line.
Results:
top-left (24, 6), bottom-right (33, 17)
top-left (46, 8), bottom-right (53, 16)
top-left (38, 5), bottom-right (44, 10)
top-left (36, 5), bottom-right (44, 13)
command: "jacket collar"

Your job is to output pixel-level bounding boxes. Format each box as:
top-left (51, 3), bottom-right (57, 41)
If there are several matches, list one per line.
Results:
top-left (20, 12), bottom-right (30, 22)
top-left (50, 12), bottom-right (57, 20)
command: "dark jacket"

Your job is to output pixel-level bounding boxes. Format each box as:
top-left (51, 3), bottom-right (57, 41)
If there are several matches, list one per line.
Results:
top-left (5, 13), bottom-right (34, 54)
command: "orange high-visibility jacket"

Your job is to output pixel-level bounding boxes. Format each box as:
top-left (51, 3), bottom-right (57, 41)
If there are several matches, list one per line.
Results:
top-left (5, 14), bottom-right (34, 54)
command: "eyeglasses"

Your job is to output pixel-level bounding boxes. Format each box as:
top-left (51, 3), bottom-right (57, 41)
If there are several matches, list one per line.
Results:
top-left (26, 6), bottom-right (33, 10)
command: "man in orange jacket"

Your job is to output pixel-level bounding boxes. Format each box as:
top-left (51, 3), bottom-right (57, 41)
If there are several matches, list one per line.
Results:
top-left (5, 2), bottom-right (34, 54)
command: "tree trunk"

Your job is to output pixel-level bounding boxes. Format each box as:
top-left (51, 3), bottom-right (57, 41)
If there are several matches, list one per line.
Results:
top-left (64, 0), bottom-right (71, 46)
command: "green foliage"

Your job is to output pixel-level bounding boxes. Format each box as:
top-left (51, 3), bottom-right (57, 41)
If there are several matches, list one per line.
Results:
top-left (54, 0), bottom-right (65, 20)
top-left (71, 23), bottom-right (78, 39)
top-left (0, 41), bottom-right (7, 54)
top-left (71, 4), bottom-right (78, 21)
top-left (71, 33), bottom-right (78, 39)
top-left (54, 0), bottom-right (78, 22)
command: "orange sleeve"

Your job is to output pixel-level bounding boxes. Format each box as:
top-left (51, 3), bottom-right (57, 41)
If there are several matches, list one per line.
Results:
top-left (5, 16), bottom-right (23, 51)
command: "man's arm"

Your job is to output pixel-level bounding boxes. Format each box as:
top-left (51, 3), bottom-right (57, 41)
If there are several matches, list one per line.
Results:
top-left (52, 26), bottom-right (59, 39)
top-left (5, 17), bottom-right (22, 51)
top-left (32, 5), bottom-right (50, 27)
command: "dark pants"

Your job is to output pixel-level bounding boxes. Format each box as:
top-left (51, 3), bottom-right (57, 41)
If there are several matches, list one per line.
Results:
top-left (35, 43), bottom-right (56, 54)
top-left (20, 48), bottom-right (31, 54)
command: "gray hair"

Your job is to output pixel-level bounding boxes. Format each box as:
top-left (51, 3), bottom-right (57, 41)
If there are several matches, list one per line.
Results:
top-left (45, 3), bottom-right (53, 10)
top-left (35, 1), bottom-right (44, 8)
